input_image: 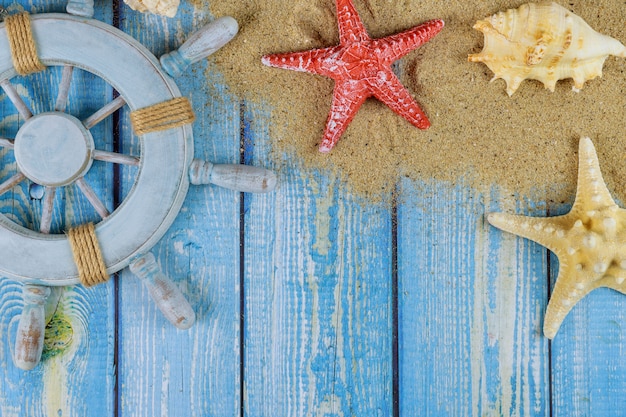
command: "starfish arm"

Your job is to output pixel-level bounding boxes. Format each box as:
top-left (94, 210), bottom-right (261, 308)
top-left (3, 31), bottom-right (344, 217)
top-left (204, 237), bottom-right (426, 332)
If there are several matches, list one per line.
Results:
top-left (572, 137), bottom-right (618, 212)
top-left (262, 47), bottom-right (339, 76)
top-left (336, 0), bottom-right (370, 44)
top-left (372, 19), bottom-right (444, 63)
top-left (602, 272), bottom-right (626, 295)
top-left (543, 263), bottom-right (591, 339)
top-left (319, 79), bottom-right (370, 152)
top-left (369, 71), bottom-right (429, 129)
top-left (487, 212), bottom-right (570, 256)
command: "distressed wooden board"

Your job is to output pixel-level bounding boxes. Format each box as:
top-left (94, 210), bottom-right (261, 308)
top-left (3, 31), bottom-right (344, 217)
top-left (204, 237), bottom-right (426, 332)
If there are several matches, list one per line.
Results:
top-left (116, 4), bottom-right (242, 416)
top-left (241, 102), bottom-right (395, 416)
top-left (397, 180), bottom-right (550, 416)
top-left (551, 277), bottom-right (626, 416)
top-left (0, 0), bottom-right (115, 415)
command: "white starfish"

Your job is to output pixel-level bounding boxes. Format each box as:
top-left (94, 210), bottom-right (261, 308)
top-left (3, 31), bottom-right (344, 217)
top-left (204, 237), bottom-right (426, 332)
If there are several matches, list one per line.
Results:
top-left (488, 137), bottom-right (626, 339)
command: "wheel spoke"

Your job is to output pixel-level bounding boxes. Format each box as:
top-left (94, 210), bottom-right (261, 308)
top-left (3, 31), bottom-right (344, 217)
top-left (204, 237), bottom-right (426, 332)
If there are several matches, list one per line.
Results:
top-left (0, 138), bottom-right (14, 149)
top-left (75, 177), bottom-right (110, 219)
top-left (92, 150), bottom-right (140, 166)
top-left (83, 96), bottom-right (126, 129)
top-left (54, 66), bottom-right (74, 112)
top-left (39, 186), bottom-right (56, 234)
top-left (1, 80), bottom-right (33, 120)
top-left (0, 172), bottom-right (26, 197)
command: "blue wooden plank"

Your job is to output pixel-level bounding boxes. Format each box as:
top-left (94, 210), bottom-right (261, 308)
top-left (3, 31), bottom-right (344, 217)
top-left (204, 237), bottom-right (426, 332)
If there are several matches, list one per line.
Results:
top-left (241, 102), bottom-right (395, 416)
top-left (116, 4), bottom-right (241, 416)
top-left (0, 0), bottom-right (116, 415)
top-left (551, 284), bottom-right (626, 416)
top-left (398, 179), bottom-right (550, 416)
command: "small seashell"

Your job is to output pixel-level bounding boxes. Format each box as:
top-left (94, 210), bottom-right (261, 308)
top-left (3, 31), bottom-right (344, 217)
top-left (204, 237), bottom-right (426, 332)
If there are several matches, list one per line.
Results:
top-left (468, 2), bottom-right (626, 96)
top-left (124, 0), bottom-right (179, 18)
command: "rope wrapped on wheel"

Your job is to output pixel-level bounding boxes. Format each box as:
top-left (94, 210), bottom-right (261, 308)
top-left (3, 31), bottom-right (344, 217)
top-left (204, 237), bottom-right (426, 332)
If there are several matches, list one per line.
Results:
top-left (4, 12), bottom-right (46, 75)
top-left (130, 97), bottom-right (195, 135)
top-left (67, 223), bottom-right (109, 287)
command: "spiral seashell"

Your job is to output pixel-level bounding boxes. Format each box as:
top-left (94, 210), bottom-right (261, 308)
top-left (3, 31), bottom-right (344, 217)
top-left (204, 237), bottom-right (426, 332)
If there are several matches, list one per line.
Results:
top-left (124, 0), bottom-right (179, 17)
top-left (468, 2), bottom-right (626, 96)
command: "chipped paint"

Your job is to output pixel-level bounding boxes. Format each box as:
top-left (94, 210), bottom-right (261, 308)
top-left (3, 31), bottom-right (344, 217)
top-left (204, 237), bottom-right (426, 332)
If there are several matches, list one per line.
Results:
top-left (311, 180), bottom-right (334, 257)
top-left (174, 240), bottom-right (186, 255)
top-left (42, 314), bottom-right (74, 361)
top-left (41, 289), bottom-right (84, 417)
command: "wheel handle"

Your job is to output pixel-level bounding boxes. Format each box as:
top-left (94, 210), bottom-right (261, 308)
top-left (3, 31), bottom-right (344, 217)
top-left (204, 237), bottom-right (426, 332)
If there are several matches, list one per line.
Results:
top-left (14, 285), bottom-right (62, 370)
top-left (66, 0), bottom-right (94, 18)
top-left (129, 253), bottom-right (196, 330)
top-left (190, 159), bottom-right (277, 193)
top-left (160, 16), bottom-right (239, 78)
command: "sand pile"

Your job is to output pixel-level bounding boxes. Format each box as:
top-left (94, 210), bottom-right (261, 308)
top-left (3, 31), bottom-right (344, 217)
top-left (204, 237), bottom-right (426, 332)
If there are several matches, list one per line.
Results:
top-left (206, 0), bottom-right (626, 202)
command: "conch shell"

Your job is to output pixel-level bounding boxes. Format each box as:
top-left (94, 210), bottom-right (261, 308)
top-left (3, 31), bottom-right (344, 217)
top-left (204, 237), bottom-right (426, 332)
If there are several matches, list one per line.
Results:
top-left (124, 0), bottom-right (179, 17)
top-left (468, 2), bottom-right (626, 96)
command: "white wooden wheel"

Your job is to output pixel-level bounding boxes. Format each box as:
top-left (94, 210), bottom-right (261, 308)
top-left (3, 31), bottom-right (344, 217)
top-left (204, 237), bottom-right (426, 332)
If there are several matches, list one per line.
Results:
top-left (1, 9), bottom-right (275, 369)
top-left (0, 14), bottom-right (193, 285)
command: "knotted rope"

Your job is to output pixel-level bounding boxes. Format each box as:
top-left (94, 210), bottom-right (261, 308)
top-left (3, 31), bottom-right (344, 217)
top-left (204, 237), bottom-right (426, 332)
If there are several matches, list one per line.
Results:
top-left (130, 97), bottom-right (195, 135)
top-left (67, 223), bottom-right (109, 287)
top-left (4, 12), bottom-right (45, 75)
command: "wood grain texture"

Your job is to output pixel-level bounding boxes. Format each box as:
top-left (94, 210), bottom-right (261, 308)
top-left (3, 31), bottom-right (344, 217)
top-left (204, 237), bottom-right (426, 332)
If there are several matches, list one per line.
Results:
top-left (551, 281), bottom-right (626, 416)
top-left (242, 102), bottom-right (394, 416)
top-left (0, 1), bottom-right (115, 415)
top-left (398, 180), bottom-right (550, 416)
top-left (116, 4), bottom-right (241, 416)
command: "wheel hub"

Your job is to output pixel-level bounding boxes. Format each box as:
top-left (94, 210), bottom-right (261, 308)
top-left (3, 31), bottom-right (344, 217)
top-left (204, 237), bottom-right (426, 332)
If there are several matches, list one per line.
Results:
top-left (14, 112), bottom-right (94, 186)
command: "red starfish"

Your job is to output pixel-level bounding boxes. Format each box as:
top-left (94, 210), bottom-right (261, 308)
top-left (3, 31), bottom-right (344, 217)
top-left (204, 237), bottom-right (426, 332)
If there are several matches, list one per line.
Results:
top-left (262, 0), bottom-right (444, 153)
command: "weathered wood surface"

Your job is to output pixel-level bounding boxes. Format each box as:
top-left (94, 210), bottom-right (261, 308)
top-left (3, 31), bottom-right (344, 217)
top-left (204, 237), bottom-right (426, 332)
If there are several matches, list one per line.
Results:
top-left (0, 0), bottom-right (625, 416)
top-left (398, 182), bottom-right (551, 416)
top-left (243, 103), bottom-right (395, 416)
top-left (117, 4), bottom-right (242, 416)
